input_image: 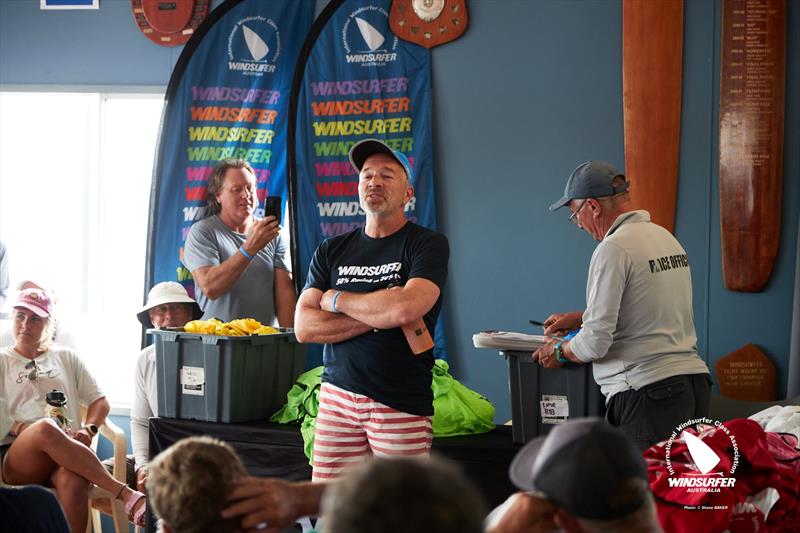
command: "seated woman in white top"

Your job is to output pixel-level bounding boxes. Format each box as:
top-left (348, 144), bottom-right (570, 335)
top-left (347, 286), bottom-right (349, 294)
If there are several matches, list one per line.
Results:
top-left (0, 288), bottom-right (146, 530)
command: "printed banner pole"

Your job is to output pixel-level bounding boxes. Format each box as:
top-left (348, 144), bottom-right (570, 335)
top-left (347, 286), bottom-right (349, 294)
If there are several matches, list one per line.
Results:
top-left (288, 0), bottom-right (447, 361)
top-left (145, 0), bottom-right (315, 302)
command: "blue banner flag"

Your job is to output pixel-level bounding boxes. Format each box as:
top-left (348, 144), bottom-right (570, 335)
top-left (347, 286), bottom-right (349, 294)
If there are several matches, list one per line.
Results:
top-left (290, 0), bottom-right (446, 359)
top-left (146, 0), bottom-right (315, 296)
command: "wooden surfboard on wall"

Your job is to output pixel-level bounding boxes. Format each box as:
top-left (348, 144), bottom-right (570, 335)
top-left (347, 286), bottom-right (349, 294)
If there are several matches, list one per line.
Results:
top-left (622, 0), bottom-right (684, 234)
top-left (719, 0), bottom-right (785, 292)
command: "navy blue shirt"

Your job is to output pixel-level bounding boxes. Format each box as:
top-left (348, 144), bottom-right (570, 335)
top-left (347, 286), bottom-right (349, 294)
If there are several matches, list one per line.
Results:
top-left (304, 222), bottom-right (449, 415)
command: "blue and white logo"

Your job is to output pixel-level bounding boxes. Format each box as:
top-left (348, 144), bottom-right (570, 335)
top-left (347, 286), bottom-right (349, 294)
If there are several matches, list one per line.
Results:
top-left (228, 16), bottom-right (281, 76)
top-left (342, 5), bottom-right (398, 67)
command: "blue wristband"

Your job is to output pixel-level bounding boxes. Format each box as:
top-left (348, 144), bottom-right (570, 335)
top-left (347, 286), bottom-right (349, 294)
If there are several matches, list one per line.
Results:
top-left (554, 342), bottom-right (568, 363)
top-left (239, 246), bottom-right (254, 261)
top-left (331, 291), bottom-right (342, 313)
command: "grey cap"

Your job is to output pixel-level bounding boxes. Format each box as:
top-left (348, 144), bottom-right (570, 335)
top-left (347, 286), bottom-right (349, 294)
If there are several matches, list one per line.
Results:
top-left (509, 417), bottom-right (648, 520)
top-left (549, 160), bottom-right (628, 211)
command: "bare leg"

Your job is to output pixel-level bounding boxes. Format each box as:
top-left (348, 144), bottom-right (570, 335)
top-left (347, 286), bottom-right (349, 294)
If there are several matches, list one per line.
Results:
top-left (2, 419), bottom-right (125, 495)
top-left (51, 466), bottom-right (90, 533)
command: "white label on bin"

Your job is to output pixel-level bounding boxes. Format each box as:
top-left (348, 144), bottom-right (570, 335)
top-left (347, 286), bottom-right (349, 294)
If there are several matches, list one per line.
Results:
top-left (540, 394), bottom-right (568, 424)
top-left (180, 366), bottom-right (205, 396)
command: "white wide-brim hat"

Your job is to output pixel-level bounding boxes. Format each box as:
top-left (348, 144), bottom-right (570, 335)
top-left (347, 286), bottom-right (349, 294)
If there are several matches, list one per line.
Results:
top-left (136, 281), bottom-right (203, 328)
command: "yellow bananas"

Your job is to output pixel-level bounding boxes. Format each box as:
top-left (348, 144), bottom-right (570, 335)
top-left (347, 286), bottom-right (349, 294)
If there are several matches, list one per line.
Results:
top-left (183, 318), bottom-right (280, 336)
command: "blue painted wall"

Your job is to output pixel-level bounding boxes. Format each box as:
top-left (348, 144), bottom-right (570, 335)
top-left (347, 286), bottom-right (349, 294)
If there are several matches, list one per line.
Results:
top-left (1, 0), bottom-right (798, 429)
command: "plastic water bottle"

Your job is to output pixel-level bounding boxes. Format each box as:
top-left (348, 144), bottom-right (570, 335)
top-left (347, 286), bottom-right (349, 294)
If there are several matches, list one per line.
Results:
top-left (45, 390), bottom-right (68, 429)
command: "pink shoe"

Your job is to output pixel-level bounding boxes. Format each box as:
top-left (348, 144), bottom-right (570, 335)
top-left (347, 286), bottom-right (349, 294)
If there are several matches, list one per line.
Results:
top-left (124, 491), bottom-right (147, 527)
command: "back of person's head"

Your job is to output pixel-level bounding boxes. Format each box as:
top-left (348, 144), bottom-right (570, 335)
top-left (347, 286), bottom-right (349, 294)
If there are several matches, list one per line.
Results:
top-left (321, 456), bottom-right (486, 533)
top-left (509, 417), bottom-right (661, 532)
top-left (148, 436), bottom-right (247, 533)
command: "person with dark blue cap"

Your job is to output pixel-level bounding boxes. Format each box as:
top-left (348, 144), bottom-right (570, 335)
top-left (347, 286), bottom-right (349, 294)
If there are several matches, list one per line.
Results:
top-left (487, 417), bottom-right (663, 533)
top-left (532, 161), bottom-right (711, 450)
top-left (295, 138), bottom-right (449, 481)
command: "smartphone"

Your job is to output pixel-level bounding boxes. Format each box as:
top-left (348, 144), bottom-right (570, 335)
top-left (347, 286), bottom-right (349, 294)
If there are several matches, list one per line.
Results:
top-left (264, 196), bottom-right (281, 223)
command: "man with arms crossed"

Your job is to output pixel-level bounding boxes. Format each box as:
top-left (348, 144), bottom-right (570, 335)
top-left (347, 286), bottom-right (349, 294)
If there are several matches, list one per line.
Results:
top-left (295, 138), bottom-right (449, 481)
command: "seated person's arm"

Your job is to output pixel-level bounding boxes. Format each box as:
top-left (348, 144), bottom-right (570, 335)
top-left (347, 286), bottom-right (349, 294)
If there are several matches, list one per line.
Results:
top-left (70, 396), bottom-right (110, 446)
top-left (274, 268), bottom-right (297, 328)
top-left (319, 277), bottom-right (440, 330)
top-left (131, 364), bottom-right (152, 492)
top-left (222, 477), bottom-right (327, 532)
top-left (83, 396), bottom-right (110, 428)
top-left (294, 288), bottom-right (372, 344)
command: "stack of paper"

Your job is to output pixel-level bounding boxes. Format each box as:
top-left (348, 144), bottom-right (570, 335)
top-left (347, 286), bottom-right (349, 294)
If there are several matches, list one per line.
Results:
top-left (472, 330), bottom-right (548, 351)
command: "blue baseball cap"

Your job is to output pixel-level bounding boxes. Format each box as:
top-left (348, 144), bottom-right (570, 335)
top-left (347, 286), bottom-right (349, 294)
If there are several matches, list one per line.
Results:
top-left (549, 160), bottom-right (628, 211)
top-left (349, 138), bottom-right (414, 182)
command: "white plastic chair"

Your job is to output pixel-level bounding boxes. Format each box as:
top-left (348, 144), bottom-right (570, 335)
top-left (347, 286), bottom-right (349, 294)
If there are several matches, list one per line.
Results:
top-left (81, 406), bottom-right (132, 533)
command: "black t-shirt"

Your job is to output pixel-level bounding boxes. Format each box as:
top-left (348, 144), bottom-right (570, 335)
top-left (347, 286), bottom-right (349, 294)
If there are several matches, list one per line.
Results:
top-left (304, 222), bottom-right (449, 415)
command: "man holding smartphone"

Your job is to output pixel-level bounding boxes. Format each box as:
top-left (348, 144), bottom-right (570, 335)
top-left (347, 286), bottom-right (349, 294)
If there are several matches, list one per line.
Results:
top-left (295, 138), bottom-right (449, 482)
top-left (182, 158), bottom-right (296, 326)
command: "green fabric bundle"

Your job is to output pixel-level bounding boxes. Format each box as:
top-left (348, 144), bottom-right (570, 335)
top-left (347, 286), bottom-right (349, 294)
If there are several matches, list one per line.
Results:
top-left (270, 360), bottom-right (495, 463)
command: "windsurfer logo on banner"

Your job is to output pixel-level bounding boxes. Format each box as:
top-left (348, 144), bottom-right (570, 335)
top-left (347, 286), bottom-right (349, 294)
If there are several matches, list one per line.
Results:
top-left (227, 16), bottom-right (282, 77)
top-left (342, 5), bottom-right (399, 68)
top-left (390, 0), bottom-right (468, 48)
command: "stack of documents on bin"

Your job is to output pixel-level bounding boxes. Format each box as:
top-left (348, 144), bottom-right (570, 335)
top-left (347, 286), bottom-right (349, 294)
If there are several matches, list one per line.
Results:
top-left (472, 330), bottom-right (548, 351)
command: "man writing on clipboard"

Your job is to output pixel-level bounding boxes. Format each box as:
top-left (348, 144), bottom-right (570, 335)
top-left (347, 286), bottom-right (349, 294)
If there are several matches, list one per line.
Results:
top-left (534, 160), bottom-right (710, 450)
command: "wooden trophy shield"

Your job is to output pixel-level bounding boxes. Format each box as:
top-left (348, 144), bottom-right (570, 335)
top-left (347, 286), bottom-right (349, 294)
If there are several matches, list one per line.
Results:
top-left (719, 0), bottom-right (786, 292)
top-left (390, 0), bottom-right (468, 49)
top-left (715, 344), bottom-right (777, 401)
top-left (131, 0), bottom-right (210, 47)
top-left (142, 0), bottom-right (194, 34)
top-left (622, 0), bottom-right (684, 234)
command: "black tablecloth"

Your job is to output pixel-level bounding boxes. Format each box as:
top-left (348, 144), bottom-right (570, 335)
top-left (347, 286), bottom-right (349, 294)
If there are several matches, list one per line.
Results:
top-left (148, 417), bottom-right (521, 530)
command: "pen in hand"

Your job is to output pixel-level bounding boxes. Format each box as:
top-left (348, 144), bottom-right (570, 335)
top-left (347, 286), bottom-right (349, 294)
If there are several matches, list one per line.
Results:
top-left (529, 320), bottom-right (546, 327)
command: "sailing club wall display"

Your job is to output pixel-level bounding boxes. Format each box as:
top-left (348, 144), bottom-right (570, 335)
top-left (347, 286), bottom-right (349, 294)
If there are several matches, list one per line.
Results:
top-left (389, 0), bottom-right (468, 48)
top-left (131, 0), bottom-right (211, 46)
top-left (719, 0), bottom-right (785, 292)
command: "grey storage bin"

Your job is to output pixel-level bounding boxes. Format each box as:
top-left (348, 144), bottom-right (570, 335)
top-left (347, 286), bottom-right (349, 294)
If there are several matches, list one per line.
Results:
top-left (151, 329), bottom-right (307, 423)
top-left (502, 350), bottom-right (605, 443)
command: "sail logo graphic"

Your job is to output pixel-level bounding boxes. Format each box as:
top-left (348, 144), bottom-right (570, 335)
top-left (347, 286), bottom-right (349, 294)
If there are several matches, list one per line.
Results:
top-left (342, 5), bottom-right (398, 67)
top-left (664, 417), bottom-right (739, 496)
top-left (228, 16), bottom-right (281, 76)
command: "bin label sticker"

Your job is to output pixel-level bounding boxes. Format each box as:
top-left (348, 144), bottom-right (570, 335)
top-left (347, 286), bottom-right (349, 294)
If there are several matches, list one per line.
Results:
top-left (180, 366), bottom-right (205, 396)
top-left (540, 394), bottom-right (568, 424)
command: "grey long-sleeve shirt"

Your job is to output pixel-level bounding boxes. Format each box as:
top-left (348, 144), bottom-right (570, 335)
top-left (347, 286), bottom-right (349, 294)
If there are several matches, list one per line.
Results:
top-left (569, 211), bottom-right (709, 402)
top-left (131, 345), bottom-right (158, 471)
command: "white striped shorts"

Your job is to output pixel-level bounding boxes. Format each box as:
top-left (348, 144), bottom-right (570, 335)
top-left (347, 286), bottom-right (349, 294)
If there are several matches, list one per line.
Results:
top-left (311, 382), bottom-right (433, 482)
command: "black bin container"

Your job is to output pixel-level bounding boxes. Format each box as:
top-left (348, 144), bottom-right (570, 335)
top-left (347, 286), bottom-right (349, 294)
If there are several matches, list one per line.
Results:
top-left (502, 350), bottom-right (605, 443)
top-left (151, 329), bottom-right (307, 423)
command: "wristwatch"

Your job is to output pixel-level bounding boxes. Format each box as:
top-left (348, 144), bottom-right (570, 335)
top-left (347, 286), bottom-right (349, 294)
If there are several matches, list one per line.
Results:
top-left (553, 342), bottom-right (568, 363)
top-left (83, 424), bottom-right (99, 437)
